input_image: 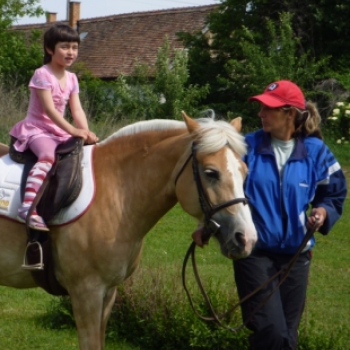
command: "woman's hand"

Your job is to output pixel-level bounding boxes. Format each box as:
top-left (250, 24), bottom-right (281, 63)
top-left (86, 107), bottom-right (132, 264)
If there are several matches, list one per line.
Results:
top-left (307, 207), bottom-right (327, 231)
top-left (191, 225), bottom-right (210, 248)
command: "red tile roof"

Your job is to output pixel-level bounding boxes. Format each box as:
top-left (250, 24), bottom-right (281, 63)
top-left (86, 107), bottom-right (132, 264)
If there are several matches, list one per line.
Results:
top-left (76, 5), bottom-right (216, 78)
top-left (12, 5), bottom-right (216, 79)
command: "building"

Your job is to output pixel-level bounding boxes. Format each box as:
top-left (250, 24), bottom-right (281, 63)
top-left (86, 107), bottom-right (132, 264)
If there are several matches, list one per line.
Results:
top-left (13, 2), bottom-right (216, 79)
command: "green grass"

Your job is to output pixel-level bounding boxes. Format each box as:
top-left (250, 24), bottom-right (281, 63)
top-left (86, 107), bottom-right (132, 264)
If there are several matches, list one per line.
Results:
top-left (0, 287), bottom-right (140, 349)
top-left (0, 287), bottom-right (80, 349)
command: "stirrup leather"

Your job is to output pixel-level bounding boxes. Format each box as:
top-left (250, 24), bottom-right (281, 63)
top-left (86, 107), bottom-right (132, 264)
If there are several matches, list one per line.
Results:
top-left (21, 241), bottom-right (44, 270)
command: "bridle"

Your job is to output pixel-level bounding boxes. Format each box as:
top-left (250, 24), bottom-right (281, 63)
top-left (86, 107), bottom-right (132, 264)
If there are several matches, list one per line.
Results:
top-left (176, 142), bottom-right (317, 332)
top-left (175, 142), bottom-right (248, 238)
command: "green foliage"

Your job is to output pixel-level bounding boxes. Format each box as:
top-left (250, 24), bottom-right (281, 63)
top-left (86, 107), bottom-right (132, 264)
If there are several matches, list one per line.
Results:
top-left (0, 0), bottom-right (43, 27)
top-left (182, 9), bottom-right (328, 123)
top-left (0, 29), bottom-right (42, 86)
top-left (113, 37), bottom-right (209, 120)
top-left (73, 64), bottom-right (123, 122)
top-left (0, 81), bottom-right (29, 143)
top-left (0, 0), bottom-right (43, 86)
top-left (72, 38), bottom-right (209, 123)
top-left (222, 12), bottom-right (328, 127)
top-left (324, 102), bottom-right (350, 142)
top-left (181, 0), bottom-right (350, 122)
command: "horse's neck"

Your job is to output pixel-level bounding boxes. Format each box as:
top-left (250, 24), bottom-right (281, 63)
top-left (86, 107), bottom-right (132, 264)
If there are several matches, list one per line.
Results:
top-left (94, 132), bottom-right (189, 235)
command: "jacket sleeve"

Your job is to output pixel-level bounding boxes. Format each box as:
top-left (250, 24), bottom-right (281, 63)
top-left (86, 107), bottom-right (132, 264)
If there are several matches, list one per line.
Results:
top-left (311, 145), bottom-right (347, 235)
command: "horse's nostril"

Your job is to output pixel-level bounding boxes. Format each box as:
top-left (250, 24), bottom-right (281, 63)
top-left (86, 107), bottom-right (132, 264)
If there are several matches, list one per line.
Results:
top-left (235, 232), bottom-right (246, 247)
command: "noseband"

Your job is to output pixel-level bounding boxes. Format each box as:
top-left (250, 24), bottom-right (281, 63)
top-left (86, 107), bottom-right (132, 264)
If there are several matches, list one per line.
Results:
top-left (175, 143), bottom-right (248, 237)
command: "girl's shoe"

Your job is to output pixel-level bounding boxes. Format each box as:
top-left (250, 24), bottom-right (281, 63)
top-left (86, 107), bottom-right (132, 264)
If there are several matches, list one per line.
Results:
top-left (17, 212), bottom-right (49, 232)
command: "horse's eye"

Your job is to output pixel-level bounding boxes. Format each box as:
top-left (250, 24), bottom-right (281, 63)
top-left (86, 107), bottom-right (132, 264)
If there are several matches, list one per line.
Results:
top-left (204, 169), bottom-right (220, 181)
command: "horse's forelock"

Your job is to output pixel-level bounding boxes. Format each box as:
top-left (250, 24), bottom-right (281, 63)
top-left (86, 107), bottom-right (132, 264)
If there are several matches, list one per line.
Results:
top-left (195, 119), bottom-right (247, 157)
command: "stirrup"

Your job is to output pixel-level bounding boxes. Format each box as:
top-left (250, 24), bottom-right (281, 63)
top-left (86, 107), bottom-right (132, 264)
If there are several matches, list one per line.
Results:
top-left (21, 241), bottom-right (44, 271)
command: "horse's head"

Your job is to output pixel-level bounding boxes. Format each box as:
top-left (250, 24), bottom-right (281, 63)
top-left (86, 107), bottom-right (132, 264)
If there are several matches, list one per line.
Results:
top-left (175, 112), bottom-right (257, 260)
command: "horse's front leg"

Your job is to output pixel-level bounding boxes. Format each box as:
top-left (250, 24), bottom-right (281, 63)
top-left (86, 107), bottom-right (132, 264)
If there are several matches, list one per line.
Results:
top-left (70, 286), bottom-right (106, 350)
top-left (100, 286), bottom-right (117, 349)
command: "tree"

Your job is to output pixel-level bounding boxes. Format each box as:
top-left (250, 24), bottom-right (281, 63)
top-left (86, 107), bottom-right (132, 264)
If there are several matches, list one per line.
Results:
top-left (113, 37), bottom-right (209, 120)
top-left (179, 0), bottom-right (349, 123)
top-left (0, 0), bottom-right (43, 86)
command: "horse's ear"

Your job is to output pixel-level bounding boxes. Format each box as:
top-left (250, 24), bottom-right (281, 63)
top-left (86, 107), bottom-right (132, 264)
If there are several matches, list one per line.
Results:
top-left (230, 117), bottom-right (242, 132)
top-left (182, 111), bottom-right (200, 133)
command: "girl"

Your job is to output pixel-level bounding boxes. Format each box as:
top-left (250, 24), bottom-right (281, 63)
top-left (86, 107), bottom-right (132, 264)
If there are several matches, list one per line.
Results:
top-left (10, 23), bottom-right (98, 231)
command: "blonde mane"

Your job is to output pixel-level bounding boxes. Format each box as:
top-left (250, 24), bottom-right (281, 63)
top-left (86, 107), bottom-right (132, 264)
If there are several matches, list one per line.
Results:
top-left (100, 117), bottom-right (247, 156)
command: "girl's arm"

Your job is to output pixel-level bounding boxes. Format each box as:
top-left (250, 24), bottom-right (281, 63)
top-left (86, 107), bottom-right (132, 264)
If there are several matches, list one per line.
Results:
top-left (37, 89), bottom-right (89, 140)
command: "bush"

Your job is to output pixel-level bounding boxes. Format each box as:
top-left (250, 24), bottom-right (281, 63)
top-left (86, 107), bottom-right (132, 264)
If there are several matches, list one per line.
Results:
top-left (325, 101), bottom-right (350, 142)
top-left (112, 37), bottom-right (210, 120)
top-left (0, 83), bottom-right (29, 143)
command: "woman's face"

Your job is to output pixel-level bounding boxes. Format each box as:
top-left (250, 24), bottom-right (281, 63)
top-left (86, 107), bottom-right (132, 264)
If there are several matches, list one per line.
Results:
top-left (258, 104), bottom-right (294, 140)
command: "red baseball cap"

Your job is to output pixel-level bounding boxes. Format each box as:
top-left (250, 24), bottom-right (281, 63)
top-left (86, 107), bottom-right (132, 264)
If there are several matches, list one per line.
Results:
top-left (249, 80), bottom-right (306, 110)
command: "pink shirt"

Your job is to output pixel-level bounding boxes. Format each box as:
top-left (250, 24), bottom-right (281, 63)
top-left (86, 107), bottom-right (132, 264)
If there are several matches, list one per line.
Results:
top-left (10, 65), bottom-right (79, 152)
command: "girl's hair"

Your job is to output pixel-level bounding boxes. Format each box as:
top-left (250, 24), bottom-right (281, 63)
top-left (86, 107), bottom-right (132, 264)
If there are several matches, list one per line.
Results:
top-left (43, 23), bottom-right (80, 64)
top-left (283, 102), bottom-right (323, 140)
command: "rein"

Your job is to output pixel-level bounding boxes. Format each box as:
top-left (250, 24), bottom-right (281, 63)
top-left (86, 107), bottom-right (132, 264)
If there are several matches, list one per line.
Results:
top-left (182, 217), bottom-right (318, 332)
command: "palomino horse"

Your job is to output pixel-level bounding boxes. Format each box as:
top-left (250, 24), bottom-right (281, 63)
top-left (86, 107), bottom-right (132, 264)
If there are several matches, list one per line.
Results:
top-left (0, 113), bottom-right (257, 350)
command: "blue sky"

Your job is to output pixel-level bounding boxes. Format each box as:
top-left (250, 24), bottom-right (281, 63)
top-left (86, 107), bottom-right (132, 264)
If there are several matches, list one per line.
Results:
top-left (15, 0), bottom-right (219, 25)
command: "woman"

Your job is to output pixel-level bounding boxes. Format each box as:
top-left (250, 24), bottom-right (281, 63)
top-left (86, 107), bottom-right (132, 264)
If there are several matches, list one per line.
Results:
top-left (233, 80), bottom-right (347, 349)
top-left (191, 80), bottom-right (347, 349)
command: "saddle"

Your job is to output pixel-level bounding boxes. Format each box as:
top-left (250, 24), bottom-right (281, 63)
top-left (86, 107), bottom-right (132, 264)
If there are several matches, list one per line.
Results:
top-left (10, 136), bottom-right (84, 222)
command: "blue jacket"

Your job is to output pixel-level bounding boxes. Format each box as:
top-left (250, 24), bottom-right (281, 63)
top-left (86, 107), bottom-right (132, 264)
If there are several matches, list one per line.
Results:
top-left (244, 130), bottom-right (347, 254)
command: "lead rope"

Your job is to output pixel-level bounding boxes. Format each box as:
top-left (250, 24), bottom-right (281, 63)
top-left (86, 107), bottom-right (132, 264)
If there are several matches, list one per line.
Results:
top-left (182, 220), bottom-right (318, 332)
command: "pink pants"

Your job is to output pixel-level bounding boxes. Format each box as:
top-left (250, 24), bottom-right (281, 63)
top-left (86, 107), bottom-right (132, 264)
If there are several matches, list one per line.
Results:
top-left (28, 136), bottom-right (62, 163)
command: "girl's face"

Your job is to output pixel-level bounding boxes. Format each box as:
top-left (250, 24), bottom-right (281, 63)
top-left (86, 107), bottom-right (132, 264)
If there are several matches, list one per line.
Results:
top-left (258, 104), bottom-right (295, 140)
top-left (48, 41), bottom-right (79, 68)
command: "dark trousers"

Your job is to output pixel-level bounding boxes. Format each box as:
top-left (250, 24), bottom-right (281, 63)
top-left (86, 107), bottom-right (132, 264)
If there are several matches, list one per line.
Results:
top-left (233, 249), bottom-right (312, 350)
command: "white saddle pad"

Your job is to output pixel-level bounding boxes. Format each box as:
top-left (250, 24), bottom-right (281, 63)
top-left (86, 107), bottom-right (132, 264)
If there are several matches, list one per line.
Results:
top-left (0, 145), bottom-right (96, 226)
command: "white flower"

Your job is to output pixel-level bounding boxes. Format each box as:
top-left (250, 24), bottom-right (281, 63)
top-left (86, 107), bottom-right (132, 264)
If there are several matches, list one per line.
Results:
top-left (333, 108), bottom-right (340, 115)
top-left (332, 117), bottom-right (338, 120)
top-left (336, 102), bottom-right (344, 107)
top-left (336, 139), bottom-right (342, 144)
top-left (345, 110), bottom-right (350, 115)
top-left (158, 93), bottom-right (166, 104)
top-left (342, 137), bottom-right (345, 140)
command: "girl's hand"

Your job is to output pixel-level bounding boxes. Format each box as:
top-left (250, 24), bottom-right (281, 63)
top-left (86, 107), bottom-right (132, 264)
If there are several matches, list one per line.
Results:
top-left (86, 131), bottom-right (99, 144)
top-left (71, 128), bottom-right (89, 141)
